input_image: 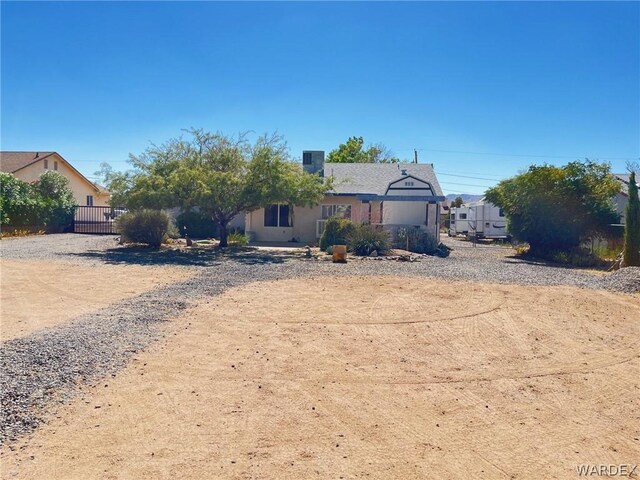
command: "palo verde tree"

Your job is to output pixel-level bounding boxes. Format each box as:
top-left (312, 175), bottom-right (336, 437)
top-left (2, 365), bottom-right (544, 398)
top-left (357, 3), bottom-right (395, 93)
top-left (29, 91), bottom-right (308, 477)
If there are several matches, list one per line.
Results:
top-left (623, 169), bottom-right (640, 266)
top-left (326, 136), bottom-right (400, 163)
top-left (111, 129), bottom-right (332, 247)
top-left (485, 160), bottom-right (619, 254)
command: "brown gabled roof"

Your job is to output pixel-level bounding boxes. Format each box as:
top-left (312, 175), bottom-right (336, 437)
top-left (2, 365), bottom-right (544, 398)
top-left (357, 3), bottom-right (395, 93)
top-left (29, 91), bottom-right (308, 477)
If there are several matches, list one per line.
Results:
top-left (0, 151), bottom-right (109, 195)
top-left (0, 151), bottom-right (56, 173)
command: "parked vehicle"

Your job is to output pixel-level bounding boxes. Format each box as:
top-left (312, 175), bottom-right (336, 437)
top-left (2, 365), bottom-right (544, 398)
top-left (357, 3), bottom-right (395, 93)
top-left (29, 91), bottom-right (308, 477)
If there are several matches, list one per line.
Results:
top-left (448, 206), bottom-right (470, 236)
top-left (450, 200), bottom-right (509, 240)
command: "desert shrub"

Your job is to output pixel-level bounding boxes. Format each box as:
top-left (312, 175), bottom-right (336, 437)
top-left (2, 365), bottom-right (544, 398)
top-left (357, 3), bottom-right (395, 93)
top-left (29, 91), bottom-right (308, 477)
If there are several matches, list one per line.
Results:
top-left (319, 217), bottom-right (355, 251)
top-left (528, 247), bottom-right (604, 268)
top-left (116, 209), bottom-right (173, 248)
top-left (227, 229), bottom-right (248, 246)
top-left (348, 223), bottom-right (391, 256)
top-left (394, 227), bottom-right (438, 254)
top-left (175, 210), bottom-right (217, 239)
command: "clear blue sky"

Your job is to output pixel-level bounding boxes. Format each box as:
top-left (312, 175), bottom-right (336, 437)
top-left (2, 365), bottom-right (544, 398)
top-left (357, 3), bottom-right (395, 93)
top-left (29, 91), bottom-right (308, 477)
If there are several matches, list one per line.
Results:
top-left (2, 1), bottom-right (638, 195)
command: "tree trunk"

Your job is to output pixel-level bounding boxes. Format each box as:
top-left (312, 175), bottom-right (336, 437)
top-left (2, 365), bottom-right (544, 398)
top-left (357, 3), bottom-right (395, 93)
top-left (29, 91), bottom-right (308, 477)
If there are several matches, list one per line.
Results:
top-left (218, 221), bottom-right (229, 248)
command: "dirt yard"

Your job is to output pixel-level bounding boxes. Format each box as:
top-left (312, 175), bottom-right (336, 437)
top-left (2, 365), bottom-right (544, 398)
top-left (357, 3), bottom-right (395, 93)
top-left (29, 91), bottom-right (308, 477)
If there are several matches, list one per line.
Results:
top-left (2, 276), bottom-right (638, 479)
top-left (0, 259), bottom-right (194, 341)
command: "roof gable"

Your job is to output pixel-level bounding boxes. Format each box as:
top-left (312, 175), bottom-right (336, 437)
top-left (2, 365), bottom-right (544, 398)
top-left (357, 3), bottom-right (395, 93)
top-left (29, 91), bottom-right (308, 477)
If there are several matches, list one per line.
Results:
top-left (0, 151), bottom-right (108, 195)
top-left (385, 174), bottom-right (435, 195)
top-left (0, 152), bottom-right (56, 173)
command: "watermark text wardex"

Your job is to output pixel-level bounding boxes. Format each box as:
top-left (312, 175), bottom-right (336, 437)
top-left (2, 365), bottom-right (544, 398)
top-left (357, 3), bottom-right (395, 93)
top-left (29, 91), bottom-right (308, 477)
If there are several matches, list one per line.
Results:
top-left (576, 464), bottom-right (638, 476)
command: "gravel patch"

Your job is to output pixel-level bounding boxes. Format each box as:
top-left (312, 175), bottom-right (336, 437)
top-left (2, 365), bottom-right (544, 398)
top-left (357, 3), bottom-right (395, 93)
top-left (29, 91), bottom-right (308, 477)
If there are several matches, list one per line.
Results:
top-left (1, 234), bottom-right (118, 265)
top-left (1, 235), bottom-right (637, 444)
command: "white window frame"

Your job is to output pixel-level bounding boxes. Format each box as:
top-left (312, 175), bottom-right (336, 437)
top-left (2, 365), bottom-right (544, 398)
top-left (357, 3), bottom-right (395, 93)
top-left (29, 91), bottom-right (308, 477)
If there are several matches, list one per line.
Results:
top-left (321, 204), bottom-right (351, 220)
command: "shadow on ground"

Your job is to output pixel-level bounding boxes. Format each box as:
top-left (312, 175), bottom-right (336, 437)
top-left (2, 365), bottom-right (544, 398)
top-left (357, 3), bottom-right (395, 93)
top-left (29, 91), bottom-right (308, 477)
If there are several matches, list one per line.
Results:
top-left (68, 246), bottom-right (293, 267)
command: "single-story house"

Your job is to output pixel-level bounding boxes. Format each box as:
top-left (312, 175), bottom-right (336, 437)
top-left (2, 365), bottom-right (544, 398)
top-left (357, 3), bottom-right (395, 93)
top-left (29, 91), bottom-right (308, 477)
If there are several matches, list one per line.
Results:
top-left (245, 151), bottom-right (445, 244)
top-left (0, 151), bottom-right (110, 206)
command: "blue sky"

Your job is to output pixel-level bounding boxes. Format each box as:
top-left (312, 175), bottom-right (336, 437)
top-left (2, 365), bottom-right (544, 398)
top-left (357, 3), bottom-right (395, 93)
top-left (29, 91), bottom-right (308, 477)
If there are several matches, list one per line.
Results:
top-left (2, 1), bottom-right (638, 195)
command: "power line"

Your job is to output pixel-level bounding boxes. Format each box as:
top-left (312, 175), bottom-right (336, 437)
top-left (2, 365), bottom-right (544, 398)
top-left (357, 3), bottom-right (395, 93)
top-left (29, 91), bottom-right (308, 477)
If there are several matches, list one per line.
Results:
top-left (438, 180), bottom-right (495, 188)
top-left (397, 147), bottom-right (638, 161)
top-left (436, 172), bottom-right (503, 182)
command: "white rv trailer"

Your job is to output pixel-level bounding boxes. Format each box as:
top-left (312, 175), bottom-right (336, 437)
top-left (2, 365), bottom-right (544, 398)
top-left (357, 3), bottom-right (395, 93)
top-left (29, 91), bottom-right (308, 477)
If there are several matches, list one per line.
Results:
top-left (448, 205), bottom-right (470, 236)
top-left (465, 200), bottom-right (509, 239)
top-left (449, 201), bottom-right (509, 239)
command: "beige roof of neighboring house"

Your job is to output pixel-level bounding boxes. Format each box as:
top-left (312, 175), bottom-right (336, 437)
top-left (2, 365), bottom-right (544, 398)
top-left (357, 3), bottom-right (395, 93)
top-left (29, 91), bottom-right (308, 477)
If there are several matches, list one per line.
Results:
top-left (0, 151), bottom-right (109, 194)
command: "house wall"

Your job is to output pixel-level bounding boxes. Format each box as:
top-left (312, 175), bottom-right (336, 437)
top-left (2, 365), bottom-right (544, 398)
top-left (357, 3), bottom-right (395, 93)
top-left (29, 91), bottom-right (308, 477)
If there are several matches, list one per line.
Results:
top-left (13, 154), bottom-right (109, 206)
top-left (246, 208), bottom-right (294, 243)
top-left (246, 195), bottom-right (363, 243)
top-left (382, 201), bottom-right (426, 226)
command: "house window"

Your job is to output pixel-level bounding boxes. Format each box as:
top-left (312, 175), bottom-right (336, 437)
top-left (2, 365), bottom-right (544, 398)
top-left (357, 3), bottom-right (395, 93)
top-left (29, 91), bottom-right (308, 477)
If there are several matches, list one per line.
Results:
top-left (459, 213), bottom-right (467, 219)
top-left (264, 204), bottom-right (291, 227)
top-left (499, 208), bottom-right (505, 217)
top-left (86, 195), bottom-right (94, 206)
top-left (302, 152), bottom-right (312, 165)
top-left (404, 181), bottom-right (414, 186)
top-left (43, 159), bottom-right (48, 169)
top-left (321, 204), bottom-right (351, 220)
top-left (54, 161), bottom-right (58, 171)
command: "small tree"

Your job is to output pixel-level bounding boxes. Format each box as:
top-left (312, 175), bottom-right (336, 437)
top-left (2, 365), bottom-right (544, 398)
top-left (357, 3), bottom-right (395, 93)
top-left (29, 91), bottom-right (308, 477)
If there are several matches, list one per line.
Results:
top-left (623, 170), bottom-right (640, 266)
top-left (327, 136), bottom-right (399, 163)
top-left (33, 171), bottom-right (77, 228)
top-left (451, 196), bottom-right (464, 208)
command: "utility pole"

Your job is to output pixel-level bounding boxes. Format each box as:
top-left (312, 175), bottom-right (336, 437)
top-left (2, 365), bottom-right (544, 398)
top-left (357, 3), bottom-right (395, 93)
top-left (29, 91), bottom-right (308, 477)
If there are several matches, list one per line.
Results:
top-left (414, 149), bottom-right (418, 164)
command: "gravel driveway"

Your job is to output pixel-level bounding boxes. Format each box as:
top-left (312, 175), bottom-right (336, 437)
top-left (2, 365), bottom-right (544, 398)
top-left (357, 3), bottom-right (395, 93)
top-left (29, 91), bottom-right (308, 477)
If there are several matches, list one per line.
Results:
top-left (1, 234), bottom-right (638, 444)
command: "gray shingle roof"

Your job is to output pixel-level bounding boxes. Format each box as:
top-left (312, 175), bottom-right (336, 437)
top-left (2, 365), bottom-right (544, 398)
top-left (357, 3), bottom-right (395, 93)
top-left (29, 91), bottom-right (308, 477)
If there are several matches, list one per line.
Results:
top-left (324, 162), bottom-right (444, 197)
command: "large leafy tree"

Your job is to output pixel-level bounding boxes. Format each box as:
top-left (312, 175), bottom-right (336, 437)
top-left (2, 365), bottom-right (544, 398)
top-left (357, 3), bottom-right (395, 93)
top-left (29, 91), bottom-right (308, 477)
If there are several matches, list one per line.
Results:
top-left (326, 136), bottom-right (400, 163)
top-left (111, 129), bottom-right (332, 247)
top-left (485, 160), bottom-right (619, 254)
top-left (623, 169), bottom-right (639, 266)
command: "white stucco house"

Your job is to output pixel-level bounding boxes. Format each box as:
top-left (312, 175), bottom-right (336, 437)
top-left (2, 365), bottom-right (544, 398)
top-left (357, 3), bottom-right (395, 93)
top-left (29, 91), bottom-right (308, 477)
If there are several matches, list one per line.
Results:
top-left (245, 151), bottom-right (445, 244)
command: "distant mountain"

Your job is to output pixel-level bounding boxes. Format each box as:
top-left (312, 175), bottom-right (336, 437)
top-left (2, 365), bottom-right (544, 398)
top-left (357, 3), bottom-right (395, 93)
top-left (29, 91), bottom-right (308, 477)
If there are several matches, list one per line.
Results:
top-left (445, 194), bottom-right (484, 204)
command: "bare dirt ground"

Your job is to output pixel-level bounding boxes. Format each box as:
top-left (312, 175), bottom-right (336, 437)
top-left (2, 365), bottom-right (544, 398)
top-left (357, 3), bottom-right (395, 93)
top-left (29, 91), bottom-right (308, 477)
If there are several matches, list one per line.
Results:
top-left (0, 260), bottom-right (195, 341)
top-left (2, 276), bottom-right (638, 479)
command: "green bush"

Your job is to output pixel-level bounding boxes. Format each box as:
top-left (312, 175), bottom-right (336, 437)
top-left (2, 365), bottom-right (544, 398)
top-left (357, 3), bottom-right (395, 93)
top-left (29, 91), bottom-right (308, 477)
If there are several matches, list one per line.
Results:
top-left (319, 217), bottom-right (355, 251)
top-left (175, 210), bottom-right (217, 239)
top-left (348, 223), bottom-right (391, 256)
top-left (227, 229), bottom-right (248, 246)
top-left (115, 209), bottom-right (174, 248)
top-left (0, 171), bottom-right (76, 229)
top-left (394, 227), bottom-right (438, 254)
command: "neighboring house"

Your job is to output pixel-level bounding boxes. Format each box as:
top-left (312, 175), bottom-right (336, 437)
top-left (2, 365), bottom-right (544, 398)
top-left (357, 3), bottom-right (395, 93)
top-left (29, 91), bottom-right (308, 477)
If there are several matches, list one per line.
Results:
top-left (613, 173), bottom-right (638, 225)
top-left (245, 151), bottom-right (445, 244)
top-left (0, 151), bottom-right (110, 206)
